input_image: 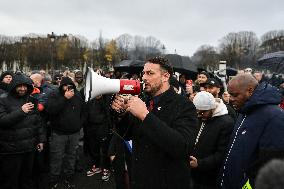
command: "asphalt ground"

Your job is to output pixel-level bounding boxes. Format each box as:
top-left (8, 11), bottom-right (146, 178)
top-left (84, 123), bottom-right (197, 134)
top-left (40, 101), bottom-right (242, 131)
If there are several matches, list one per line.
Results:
top-left (37, 148), bottom-right (116, 189)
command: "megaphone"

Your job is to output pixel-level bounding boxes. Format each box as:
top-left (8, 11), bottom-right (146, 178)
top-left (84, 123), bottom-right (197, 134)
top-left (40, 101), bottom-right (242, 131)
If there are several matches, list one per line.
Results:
top-left (84, 67), bottom-right (141, 102)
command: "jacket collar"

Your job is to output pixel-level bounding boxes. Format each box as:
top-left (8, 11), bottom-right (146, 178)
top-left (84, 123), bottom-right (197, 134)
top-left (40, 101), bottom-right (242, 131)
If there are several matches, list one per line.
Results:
top-left (152, 87), bottom-right (176, 107)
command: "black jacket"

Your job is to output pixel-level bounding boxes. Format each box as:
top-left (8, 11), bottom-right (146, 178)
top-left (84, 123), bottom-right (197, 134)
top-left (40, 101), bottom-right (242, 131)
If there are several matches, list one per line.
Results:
top-left (84, 95), bottom-right (113, 138)
top-left (116, 88), bottom-right (198, 189)
top-left (0, 82), bottom-right (8, 95)
top-left (191, 100), bottom-right (234, 187)
top-left (46, 77), bottom-right (84, 134)
top-left (0, 73), bottom-right (45, 154)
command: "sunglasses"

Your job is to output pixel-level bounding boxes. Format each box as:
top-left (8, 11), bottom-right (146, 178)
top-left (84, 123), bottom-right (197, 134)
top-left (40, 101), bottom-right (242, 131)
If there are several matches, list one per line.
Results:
top-left (55, 77), bottom-right (61, 80)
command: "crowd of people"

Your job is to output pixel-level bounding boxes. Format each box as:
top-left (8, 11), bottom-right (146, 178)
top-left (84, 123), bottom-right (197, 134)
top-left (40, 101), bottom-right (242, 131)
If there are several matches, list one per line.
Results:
top-left (0, 57), bottom-right (284, 189)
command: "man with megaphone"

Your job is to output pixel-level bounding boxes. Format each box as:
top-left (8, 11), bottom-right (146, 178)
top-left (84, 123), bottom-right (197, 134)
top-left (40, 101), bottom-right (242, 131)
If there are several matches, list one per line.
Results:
top-left (111, 57), bottom-right (198, 189)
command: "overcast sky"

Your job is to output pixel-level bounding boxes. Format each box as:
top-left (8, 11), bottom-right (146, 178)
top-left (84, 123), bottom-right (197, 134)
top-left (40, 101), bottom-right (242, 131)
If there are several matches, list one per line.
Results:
top-left (1, 0), bottom-right (283, 56)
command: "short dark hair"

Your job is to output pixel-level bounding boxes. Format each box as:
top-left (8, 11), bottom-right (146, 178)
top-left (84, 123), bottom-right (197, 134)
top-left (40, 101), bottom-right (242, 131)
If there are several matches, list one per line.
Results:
top-left (199, 71), bottom-right (210, 79)
top-left (146, 56), bottom-right (173, 76)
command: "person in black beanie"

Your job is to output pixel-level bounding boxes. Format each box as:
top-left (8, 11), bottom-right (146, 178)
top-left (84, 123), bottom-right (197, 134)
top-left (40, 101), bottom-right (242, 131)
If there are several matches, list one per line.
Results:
top-left (0, 71), bottom-right (14, 95)
top-left (47, 77), bottom-right (84, 189)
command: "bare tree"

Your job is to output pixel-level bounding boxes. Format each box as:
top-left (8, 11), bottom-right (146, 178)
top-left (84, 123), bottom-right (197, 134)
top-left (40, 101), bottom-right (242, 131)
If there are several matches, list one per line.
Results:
top-left (192, 45), bottom-right (219, 71)
top-left (145, 36), bottom-right (162, 55)
top-left (219, 31), bottom-right (259, 69)
top-left (261, 30), bottom-right (284, 42)
top-left (0, 32), bottom-right (165, 72)
top-left (116, 33), bottom-right (133, 60)
top-left (259, 30), bottom-right (284, 54)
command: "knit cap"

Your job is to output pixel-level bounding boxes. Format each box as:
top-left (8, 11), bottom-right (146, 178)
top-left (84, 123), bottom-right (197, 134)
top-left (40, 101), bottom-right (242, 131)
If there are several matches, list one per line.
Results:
top-left (193, 91), bottom-right (216, 110)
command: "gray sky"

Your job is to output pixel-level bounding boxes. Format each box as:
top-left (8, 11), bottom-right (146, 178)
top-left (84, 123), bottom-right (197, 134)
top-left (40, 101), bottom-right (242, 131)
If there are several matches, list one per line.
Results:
top-left (1, 0), bottom-right (283, 56)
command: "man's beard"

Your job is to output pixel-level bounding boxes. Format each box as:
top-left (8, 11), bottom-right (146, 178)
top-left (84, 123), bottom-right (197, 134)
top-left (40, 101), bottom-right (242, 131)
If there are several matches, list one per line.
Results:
top-left (16, 90), bottom-right (27, 97)
top-left (144, 81), bottom-right (163, 97)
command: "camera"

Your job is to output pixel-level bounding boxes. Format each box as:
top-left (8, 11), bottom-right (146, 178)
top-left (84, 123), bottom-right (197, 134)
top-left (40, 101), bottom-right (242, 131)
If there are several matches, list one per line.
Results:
top-left (27, 96), bottom-right (38, 110)
top-left (218, 61), bottom-right (227, 77)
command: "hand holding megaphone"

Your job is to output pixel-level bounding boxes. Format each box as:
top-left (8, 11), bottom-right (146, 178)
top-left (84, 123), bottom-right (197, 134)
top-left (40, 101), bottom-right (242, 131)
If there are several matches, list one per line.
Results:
top-left (111, 95), bottom-right (149, 120)
top-left (125, 96), bottom-right (149, 121)
top-left (111, 94), bottom-right (128, 113)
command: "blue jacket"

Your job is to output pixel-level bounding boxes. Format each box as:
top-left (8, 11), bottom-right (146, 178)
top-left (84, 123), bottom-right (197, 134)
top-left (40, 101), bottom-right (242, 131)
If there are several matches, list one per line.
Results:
top-left (219, 82), bottom-right (284, 189)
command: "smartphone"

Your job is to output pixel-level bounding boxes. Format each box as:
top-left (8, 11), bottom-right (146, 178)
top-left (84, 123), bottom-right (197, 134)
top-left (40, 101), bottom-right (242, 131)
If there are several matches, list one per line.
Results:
top-left (27, 96), bottom-right (38, 110)
top-left (186, 80), bottom-right (193, 86)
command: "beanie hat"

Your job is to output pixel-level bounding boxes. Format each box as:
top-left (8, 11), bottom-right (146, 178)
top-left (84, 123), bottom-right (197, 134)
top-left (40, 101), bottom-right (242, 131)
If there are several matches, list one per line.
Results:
top-left (193, 91), bottom-right (216, 110)
top-left (0, 71), bottom-right (14, 81)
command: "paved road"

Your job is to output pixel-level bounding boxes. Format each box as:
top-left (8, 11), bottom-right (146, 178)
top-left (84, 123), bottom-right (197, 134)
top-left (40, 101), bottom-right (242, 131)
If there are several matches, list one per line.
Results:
top-left (39, 169), bottom-right (116, 189)
top-left (38, 149), bottom-right (116, 189)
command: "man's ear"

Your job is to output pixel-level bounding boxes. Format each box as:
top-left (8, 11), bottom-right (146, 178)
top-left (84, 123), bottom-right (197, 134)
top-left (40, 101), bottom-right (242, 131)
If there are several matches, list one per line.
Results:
top-left (217, 88), bottom-right (220, 94)
top-left (247, 86), bottom-right (255, 97)
top-left (162, 72), bottom-right (170, 82)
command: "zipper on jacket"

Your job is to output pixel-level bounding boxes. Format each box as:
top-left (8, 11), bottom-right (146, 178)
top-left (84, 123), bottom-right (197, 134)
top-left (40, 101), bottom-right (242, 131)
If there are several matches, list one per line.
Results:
top-left (194, 122), bottom-right (205, 146)
top-left (220, 115), bottom-right (247, 187)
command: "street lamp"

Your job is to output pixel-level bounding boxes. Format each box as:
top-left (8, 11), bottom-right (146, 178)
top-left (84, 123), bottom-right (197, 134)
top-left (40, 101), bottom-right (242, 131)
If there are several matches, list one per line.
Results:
top-left (48, 32), bottom-right (56, 75)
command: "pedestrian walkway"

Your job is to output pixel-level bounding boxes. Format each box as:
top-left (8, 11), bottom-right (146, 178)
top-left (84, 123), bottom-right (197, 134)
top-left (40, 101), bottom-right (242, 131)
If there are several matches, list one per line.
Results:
top-left (39, 171), bottom-right (115, 189)
top-left (38, 153), bottom-right (116, 189)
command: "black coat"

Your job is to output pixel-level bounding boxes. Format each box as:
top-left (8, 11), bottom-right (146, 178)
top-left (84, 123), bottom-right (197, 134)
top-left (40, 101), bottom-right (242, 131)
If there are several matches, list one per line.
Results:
top-left (0, 82), bottom-right (8, 95)
top-left (84, 95), bottom-right (113, 139)
top-left (0, 74), bottom-right (45, 154)
top-left (46, 77), bottom-right (84, 134)
top-left (191, 114), bottom-right (234, 187)
top-left (116, 88), bottom-right (198, 189)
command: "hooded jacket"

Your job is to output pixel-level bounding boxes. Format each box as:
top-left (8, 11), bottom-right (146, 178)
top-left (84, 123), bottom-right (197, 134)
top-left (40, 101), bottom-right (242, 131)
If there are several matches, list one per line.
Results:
top-left (0, 73), bottom-right (45, 154)
top-left (219, 82), bottom-right (284, 189)
top-left (47, 77), bottom-right (84, 134)
top-left (191, 98), bottom-right (234, 187)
